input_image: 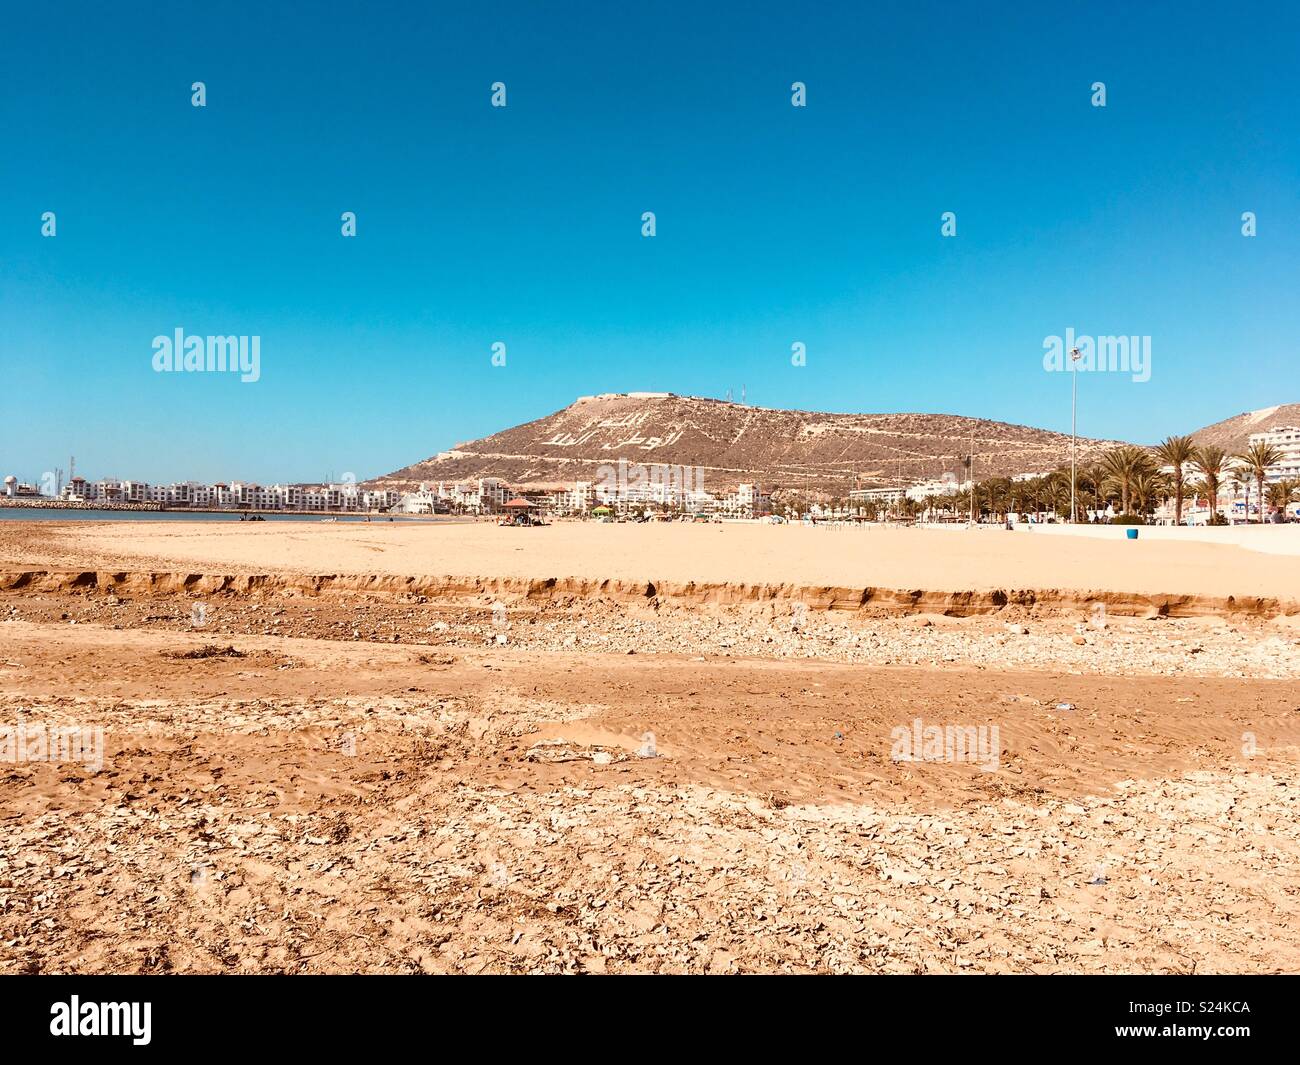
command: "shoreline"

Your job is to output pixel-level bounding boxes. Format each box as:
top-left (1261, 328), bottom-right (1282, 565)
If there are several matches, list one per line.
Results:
top-left (0, 501), bottom-right (454, 518)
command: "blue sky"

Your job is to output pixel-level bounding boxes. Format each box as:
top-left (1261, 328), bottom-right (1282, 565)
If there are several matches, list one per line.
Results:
top-left (2, 1), bottom-right (1297, 485)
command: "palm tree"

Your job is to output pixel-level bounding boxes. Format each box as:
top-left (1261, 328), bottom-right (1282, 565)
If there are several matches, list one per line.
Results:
top-left (1234, 442), bottom-right (1283, 524)
top-left (1194, 446), bottom-right (1230, 525)
top-left (1076, 464), bottom-right (1103, 520)
top-left (1130, 471), bottom-right (1169, 519)
top-left (1099, 446), bottom-right (1157, 518)
top-left (989, 477), bottom-right (1013, 520)
top-left (1267, 479), bottom-right (1298, 521)
top-left (1041, 472), bottom-right (1067, 520)
top-left (1024, 477), bottom-right (1044, 518)
top-left (1154, 434), bottom-right (1196, 526)
top-left (1266, 480), bottom-right (1291, 517)
top-left (1230, 464), bottom-right (1251, 522)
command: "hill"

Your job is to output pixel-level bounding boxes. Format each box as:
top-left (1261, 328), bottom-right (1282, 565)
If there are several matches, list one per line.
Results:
top-left (370, 393), bottom-right (1127, 498)
top-left (1189, 404), bottom-right (1300, 453)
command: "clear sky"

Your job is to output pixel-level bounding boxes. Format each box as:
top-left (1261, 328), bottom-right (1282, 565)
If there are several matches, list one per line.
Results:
top-left (2, 1), bottom-right (1296, 485)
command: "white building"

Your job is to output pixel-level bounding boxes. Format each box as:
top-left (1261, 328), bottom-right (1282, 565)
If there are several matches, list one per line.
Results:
top-left (94, 479), bottom-right (124, 502)
top-left (722, 483), bottom-right (770, 518)
top-left (905, 477), bottom-right (970, 502)
top-left (476, 478), bottom-right (507, 512)
top-left (363, 489), bottom-right (399, 511)
top-left (1248, 425), bottom-right (1300, 484)
top-left (849, 487), bottom-right (905, 506)
top-left (268, 484), bottom-right (301, 509)
top-left (434, 478), bottom-right (510, 513)
top-left (3, 476), bottom-right (40, 497)
top-left (61, 476), bottom-right (91, 501)
top-left (563, 481), bottom-right (596, 514)
top-left (396, 486), bottom-right (443, 514)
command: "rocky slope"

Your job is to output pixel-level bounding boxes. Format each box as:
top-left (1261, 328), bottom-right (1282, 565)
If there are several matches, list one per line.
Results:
top-left (372, 393), bottom-right (1126, 495)
top-left (1190, 403), bottom-right (1300, 452)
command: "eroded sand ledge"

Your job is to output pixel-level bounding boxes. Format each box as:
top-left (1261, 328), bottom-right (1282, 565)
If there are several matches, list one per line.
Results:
top-left (4, 523), bottom-right (1300, 974)
top-left (2, 568), bottom-right (1294, 618)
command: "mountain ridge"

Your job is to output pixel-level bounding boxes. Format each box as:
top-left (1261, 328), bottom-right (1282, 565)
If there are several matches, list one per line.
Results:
top-left (370, 395), bottom-right (1299, 499)
top-left (370, 393), bottom-right (1131, 497)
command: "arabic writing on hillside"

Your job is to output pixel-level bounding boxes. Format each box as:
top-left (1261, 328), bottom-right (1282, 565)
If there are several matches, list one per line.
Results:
top-left (542, 411), bottom-right (685, 451)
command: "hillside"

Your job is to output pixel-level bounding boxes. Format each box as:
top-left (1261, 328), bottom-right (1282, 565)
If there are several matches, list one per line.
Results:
top-left (1189, 404), bottom-right (1300, 453)
top-left (370, 393), bottom-right (1127, 497)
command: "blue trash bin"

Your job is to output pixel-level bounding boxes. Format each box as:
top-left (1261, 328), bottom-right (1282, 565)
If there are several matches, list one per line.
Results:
top-left (1126, 528), bottom-right (1138, 540)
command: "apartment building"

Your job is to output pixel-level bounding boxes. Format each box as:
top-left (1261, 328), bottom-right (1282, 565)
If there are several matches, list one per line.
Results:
top-left (121, 480), bottom-right (149, 504)
top-left (849, 487), bottom-right (906, 506)
top-left (725, 483), bottom-right (770, 518)
top-left (362, 489), bottom-right (399, 510)
top-left (558, 481), bottom-right (596, 514)
top-left (429, 478), bottom-right (509, 513)
top-left (275, 484), bottom-right (304, 509)
top-left (61, 476), bottom-right (91, 501)
top-left (50, 474), bottom-right (396, 512)
top-left (1249, 425), bottom-right (1300, 483)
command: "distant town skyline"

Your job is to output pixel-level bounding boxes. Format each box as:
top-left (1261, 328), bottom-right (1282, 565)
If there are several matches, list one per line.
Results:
top-left (3, 1), bottom-right (1297, 484)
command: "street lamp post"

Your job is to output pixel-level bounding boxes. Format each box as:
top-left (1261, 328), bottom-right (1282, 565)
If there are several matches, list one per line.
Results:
top-left (1069, 347), bottom-right (1082, 523)
top-left (968, 424), bottom-right (976, 525)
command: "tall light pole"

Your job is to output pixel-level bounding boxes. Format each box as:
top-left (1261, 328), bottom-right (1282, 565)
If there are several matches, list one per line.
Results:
top-left (968, 423), bottom-right (976, 525)
top-left (1069, 347), bottom-right (1081, 522)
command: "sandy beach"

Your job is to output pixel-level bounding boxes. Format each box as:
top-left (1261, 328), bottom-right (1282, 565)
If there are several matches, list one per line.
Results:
top-left (5, 519), bottom-right (1299, 608)
top-left (2, 518), bottom-right (1298, 974)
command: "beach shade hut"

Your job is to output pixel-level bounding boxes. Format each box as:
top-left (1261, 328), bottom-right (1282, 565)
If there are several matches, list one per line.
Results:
top-left (501, 497), bottom-right (538, 525)
top-left (591, 505), bottom-right (613, 521)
